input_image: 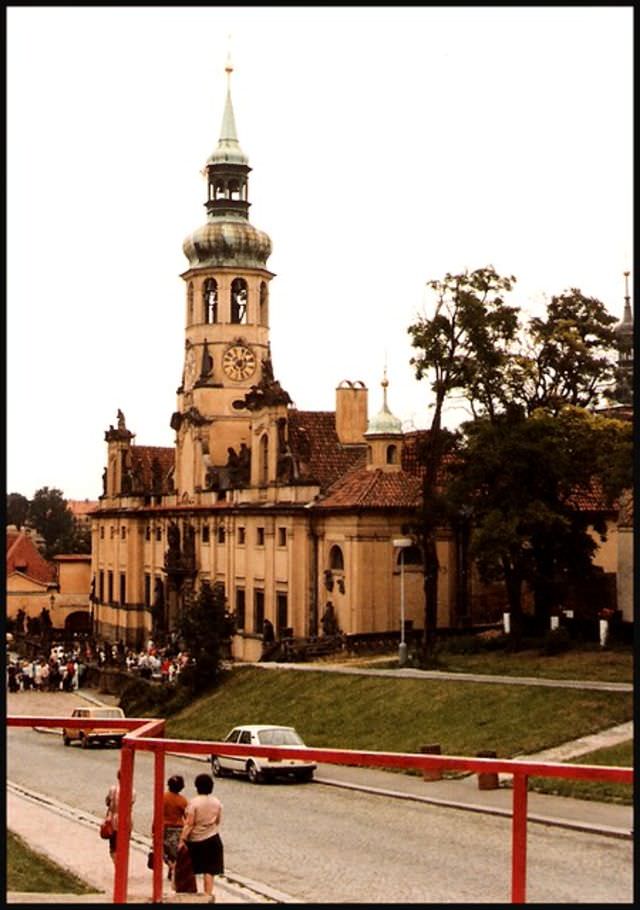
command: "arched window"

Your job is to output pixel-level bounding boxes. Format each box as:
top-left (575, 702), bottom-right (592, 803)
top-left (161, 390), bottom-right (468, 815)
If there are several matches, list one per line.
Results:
top-left (203, 278), bottom-right (217, 324)
top-left (387, 444), bottom-right (398, 465)
top-left (187, 283), bottom-right (194, 325)
top-left (231, 277), bottom-right (248, 324)
top-left (329, 545), bottom-right (344, 571)
top-left (215, 180), bottom-right (225, 200)
top-left (397, 545), bottom-right (422, 566)
top-left (259, 282), bottom-right (269, 326)
top-left (259, 434), bottom-right (269, 485)
top-left (229, 180), bottom-right (241, 200)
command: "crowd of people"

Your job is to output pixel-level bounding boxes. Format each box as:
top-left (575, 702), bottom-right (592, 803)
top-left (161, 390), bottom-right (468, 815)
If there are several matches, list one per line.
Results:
top-left (6, 635), bottom-right (192, 693)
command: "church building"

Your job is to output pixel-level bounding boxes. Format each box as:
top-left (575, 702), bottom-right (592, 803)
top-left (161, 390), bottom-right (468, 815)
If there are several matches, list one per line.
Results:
top-left (90, 63), bottom-right (466, 658)
top-left (90, 65), bottom-right (631, 655)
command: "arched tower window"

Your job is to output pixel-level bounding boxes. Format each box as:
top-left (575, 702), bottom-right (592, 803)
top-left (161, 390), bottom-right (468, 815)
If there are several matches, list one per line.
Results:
top-left (259, 434), bottom-right (269, 485)
top-left (387, 444), bottom-right (398, 465)
top-left (229, 179), bottom-right (241, 200)
top-left (231, 277), bottom-right (248, 324)
top-left (215, 180), bottom-right (226, 200)
top-left (259, 281), bottom-right (269, 326)
top-left (203, 279), bottom-right (218, 324)
top-left (329, 545), bottom-right (344, 571)
top-left (187, 283), bottom-right (194, 325)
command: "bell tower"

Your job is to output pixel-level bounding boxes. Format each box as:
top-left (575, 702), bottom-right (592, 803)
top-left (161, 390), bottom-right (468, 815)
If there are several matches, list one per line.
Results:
top-left (174, 59), bottom-right (275, 495)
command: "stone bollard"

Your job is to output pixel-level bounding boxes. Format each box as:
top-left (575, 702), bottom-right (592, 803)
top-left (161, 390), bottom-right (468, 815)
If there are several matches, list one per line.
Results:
top-left (476, 750), bottom-right (499, 790)
top-left (420, 743), bottom-right (442, 781)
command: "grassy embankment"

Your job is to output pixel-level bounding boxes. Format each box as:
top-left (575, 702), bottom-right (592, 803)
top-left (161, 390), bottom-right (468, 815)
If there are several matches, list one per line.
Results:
top-left (156, 646), bottom-right (633, 804)
top-left (7, 831), bottom-right (99, 894)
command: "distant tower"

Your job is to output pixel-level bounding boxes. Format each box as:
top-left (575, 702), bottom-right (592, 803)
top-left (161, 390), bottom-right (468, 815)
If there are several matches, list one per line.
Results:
top-left (364, 369), bottom-right (404, 471)
top-left (613, 271), bottom-right (633, 405)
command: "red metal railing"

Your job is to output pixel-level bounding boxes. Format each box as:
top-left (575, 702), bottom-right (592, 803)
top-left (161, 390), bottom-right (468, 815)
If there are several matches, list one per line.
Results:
top-left (8, 715), bottom-right (633, 904)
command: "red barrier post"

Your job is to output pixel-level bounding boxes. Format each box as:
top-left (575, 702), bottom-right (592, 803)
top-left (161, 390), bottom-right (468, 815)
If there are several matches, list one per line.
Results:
top-left (152, 746), bottom-right (166, 903)
top-left (511, 772), bottom-right (529, 903)
top-left (113, 743), bottom-right (135, 904)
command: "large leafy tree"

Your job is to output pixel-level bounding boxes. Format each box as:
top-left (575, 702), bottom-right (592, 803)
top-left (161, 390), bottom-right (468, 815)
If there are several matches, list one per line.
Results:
top-left (447, 409), bottom-right (631, 642)
top-left (408, 266), bottom-right (518, 661)
top-left (27, 487), bottom-right (76, 558)
top-left (7, 493), bottom-right (30, 530)
top-left (177, 580), bottom-right (227, 694)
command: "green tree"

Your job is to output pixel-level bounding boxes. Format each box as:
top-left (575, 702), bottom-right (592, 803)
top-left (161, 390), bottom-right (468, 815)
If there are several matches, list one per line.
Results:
top-left (408, 266), bottom-right (518, 661)
top-left (177, 580), bottom-right (227, 694)
top-left (27, 487), bottom-right (75, 558)
top-left (515, 290), bottom-right (618, 415)
top-left (447, 408), bottom-right (632, 642)
top-left (7, 493), bottom-right (30, 530)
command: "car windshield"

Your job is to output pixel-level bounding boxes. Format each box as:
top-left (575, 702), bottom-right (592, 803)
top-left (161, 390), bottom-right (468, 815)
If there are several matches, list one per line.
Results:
top-left (91, 709), bottom-right (124, 719)
top-left (257, 728), bottom-right (304, 746)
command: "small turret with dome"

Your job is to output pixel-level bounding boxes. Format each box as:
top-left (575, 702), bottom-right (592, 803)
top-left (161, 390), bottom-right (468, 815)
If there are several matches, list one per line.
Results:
top-left (613, 271), bottom-right (633, 406)
top-left (365, 370), bottom-right (404, 471)
top-left (182, 56), bottom-right (272, 270)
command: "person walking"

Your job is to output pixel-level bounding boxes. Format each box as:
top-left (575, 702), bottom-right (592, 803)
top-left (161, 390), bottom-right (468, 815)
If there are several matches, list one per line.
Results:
top-left (161, 774), bottom-right (188, 885)
top-left (178, 773), bottom-right (223, 900)
top-left (105, 770), bottom-right (137, 865)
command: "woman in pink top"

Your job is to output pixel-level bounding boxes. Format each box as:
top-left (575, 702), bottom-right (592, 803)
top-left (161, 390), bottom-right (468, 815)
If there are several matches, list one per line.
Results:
top-left (179, 773), bottom-right (224, 900)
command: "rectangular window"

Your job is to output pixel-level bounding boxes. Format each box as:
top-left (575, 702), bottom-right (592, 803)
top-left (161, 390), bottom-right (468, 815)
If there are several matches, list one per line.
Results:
top-left (235, 589), bottom-right (246, 630)
top-left (277, 527), bottom-right (287, 547)
top-left (110, 526), bottom-right (115, 539)
top-left (277, 593), bottom-right (288, 636)
top-left (254, 590), bottom-right (264, 632)
top-left (257, 527), bottom-right (265, 546)
top-left (121, 526), bottom-right (126, 539)
top-left (218, 525), bottom-right (225, 544)
top-left (144, 574), bottom-right (151, 608)
top-left (119, 573), bottom-right (126, 605)
top-left (145, 526), bottom-right (151, 541)
top-left (99, 570), bottom-right (104, 602)
top-left (238, 527), bottom-right (246, 545)
top-left (202, 525), bottom-right (210, 543)
top-left (107, 571), bottom-right (113, 604)
top-left (100, 527), bottom-right (105, 540)
top-left (156, 527), bottom-right (162, 541)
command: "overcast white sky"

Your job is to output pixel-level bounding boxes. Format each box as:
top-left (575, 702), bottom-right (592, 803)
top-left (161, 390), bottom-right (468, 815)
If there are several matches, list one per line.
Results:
top-left (7, 6), bottom-right (633, 501)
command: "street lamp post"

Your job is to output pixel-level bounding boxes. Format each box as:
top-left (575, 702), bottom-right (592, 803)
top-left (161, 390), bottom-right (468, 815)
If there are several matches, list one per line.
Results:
top-left (393, 538), bottom-right (413, 667)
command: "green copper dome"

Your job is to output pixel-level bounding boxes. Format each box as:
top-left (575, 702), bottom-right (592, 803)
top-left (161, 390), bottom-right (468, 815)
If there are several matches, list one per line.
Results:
top-left (365, 372), bottom-right (403, 437)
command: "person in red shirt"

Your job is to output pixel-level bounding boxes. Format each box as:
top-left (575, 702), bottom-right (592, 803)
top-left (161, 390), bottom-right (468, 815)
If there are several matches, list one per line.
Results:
top-left (162, 775), bottom-right (188, 884)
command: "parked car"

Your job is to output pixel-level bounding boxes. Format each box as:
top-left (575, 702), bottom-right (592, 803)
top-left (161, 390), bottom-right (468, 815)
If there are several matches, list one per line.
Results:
top-left (62, 706), bottom-right (128, 749)
top-left (211, 724), bottom-right (316, 783)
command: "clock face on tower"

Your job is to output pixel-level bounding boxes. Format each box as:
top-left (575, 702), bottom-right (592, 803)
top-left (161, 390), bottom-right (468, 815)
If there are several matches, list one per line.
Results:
top-left (222, 344), bottom-right (257, 381)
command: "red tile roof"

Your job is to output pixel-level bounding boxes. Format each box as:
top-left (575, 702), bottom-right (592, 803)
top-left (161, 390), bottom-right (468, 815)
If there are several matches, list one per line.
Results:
top-left (288, 410), bottom-right (367, 491)
top-left (6, 530), bottom-right (57, 585)
top-left (316, 467), bottom-right (423, 510)
top-left (130, 446), bottom-right (175, 492)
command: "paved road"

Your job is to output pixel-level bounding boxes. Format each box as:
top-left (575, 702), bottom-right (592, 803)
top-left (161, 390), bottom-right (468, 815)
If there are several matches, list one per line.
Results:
top-left (7, 689), bottom-right (633, 904)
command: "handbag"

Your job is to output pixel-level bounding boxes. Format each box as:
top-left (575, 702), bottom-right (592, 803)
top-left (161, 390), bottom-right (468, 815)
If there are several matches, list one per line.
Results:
top-left (100, 815), bottom-right (114, 839)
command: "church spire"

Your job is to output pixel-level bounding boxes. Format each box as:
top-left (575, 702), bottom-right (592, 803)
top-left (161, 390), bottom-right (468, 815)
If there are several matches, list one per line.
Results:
top-left (203, 56), bottom-right (251, 220)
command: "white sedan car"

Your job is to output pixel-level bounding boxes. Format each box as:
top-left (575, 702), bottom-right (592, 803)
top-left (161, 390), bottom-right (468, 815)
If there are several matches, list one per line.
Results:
top-left (211, 724), bottom-right (316, 784)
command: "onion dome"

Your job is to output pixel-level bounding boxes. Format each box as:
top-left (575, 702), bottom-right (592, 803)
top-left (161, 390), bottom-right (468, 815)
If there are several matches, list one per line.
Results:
top-left (365, 370), bottom-right (403, 436)
top-left (183, 221), bottom-right (272, 270)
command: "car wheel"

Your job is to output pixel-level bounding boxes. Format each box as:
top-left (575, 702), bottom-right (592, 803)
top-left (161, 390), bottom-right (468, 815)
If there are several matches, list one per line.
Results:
top-left (81, 734), bottom-right (90, 749)
top-left (298, 769), bottom-right (314, 783)
top-left (211, 757), bottom-right (227, 778)
top-left (63, 734), bottom-right (71, 747)
top-left (247, 761), bottom-right (263, 784)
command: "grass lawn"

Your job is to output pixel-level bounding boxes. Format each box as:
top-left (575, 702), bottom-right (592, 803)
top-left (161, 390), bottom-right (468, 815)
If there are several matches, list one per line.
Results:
top-left (430, 644), bottom-right (633, 682)
top-left (7, 831), bottom-right (99, 894)
top-left (529, 740), bottom-right (634, 805)
top-left (164, 665), bottom-right (633, 762)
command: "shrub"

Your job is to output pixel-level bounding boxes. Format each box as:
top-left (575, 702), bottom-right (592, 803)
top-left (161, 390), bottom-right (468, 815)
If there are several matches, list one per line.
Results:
top-left (541, 627), bottom-right (571, 656)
